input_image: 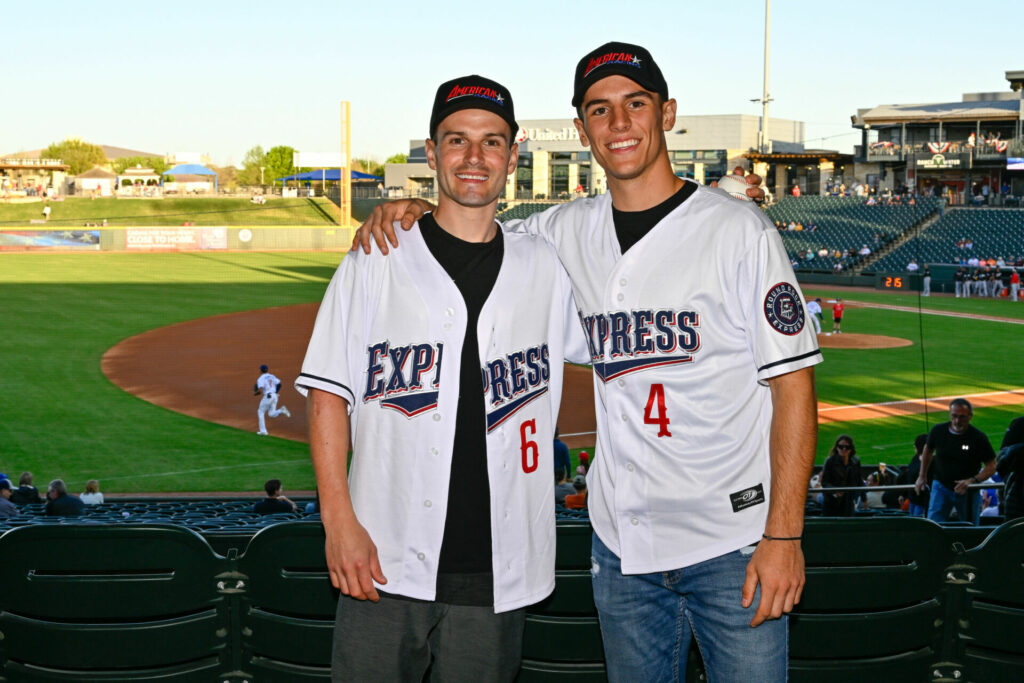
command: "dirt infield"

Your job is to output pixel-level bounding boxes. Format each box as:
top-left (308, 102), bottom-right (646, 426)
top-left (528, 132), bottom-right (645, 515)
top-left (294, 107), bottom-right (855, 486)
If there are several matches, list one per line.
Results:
top-left (816, 333), bottom-right (912, 349)
top-left (102, 304), bottom-right (598, 448)
top-left (103, 305), bottom-right (1024, 441)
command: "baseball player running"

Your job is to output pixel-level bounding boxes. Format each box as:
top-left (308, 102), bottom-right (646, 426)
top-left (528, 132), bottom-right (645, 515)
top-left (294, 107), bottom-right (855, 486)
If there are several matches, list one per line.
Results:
top-left (355, 41), bottom-right (820, 683)
top-left (254, 364), bottom-right (290, 435)
top-left (806, 297), bottom-right (823, 334)
top-left (296, 75), bottom-right (588, 680)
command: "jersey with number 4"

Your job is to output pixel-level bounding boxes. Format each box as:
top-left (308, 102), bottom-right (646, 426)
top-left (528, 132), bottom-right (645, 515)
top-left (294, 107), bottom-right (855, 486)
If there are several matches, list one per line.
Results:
top-left (295, 223), bottom-right (588, 612)
top-left (509, 183), bottom-right (822, 574)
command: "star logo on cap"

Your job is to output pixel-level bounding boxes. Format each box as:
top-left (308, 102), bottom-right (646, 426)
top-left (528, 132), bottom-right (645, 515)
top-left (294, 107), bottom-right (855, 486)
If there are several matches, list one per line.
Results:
top-left (631, 56), bottom-right (642, 65)
top-left (495, 94), bottom-right (504, 103)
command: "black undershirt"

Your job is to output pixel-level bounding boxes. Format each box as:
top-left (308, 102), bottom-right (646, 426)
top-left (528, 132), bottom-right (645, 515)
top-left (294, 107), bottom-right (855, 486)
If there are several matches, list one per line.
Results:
top-left (419, 212), bottom-right (503, 606)
top-left (612, 181), bottom-right (697, 253)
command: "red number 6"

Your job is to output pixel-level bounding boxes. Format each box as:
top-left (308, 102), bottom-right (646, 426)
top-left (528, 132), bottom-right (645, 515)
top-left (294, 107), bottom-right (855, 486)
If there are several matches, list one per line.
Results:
top-left (520, 419), bottom-right (539, 473)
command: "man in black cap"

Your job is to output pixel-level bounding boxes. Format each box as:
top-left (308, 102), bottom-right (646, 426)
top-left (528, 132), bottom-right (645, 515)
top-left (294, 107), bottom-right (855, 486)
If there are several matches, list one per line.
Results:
top-left (353, 41), bottom-right (818, 683)
top-left (297, 75), bottom-right (587, 680)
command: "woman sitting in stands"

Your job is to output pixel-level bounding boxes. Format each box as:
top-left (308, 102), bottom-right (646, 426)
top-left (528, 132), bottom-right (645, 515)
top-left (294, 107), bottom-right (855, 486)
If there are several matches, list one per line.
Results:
top-left (821, 435), bottom-right (863, 517)
top-left (80, 479), bottom-right (104, 505)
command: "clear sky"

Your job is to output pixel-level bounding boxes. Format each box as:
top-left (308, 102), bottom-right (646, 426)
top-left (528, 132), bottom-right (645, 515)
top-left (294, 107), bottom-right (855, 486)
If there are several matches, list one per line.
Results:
top-left (3, 0), bottom-right (1021, 167)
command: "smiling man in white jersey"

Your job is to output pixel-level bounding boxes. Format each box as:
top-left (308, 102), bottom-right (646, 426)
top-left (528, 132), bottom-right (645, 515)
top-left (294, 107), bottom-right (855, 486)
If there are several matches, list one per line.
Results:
top-left (296, 75), bottom-right (587, 681)
top-left (354, 41), bottom-right (821, 682)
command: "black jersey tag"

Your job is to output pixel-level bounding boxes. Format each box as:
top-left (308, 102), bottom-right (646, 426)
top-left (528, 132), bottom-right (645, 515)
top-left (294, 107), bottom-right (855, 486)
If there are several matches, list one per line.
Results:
top-left (729, 484), bottom-right (766, 513)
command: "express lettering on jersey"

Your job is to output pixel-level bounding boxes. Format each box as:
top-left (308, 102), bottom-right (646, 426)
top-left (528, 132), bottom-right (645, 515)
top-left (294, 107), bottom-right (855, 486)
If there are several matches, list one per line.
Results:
top-left (482, 344), bottom-right (551, 433)
top-left (581, 309), bottom-right (701, 382)
top-left (363, 341), bottom-right (444, 417)
top-left (584, 52), bottom-right (641, 77)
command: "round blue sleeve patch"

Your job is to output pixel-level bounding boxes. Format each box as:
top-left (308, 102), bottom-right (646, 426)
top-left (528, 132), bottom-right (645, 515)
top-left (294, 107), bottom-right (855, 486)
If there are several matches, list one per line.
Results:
top-left (763, 282), bottom-right (805, 335)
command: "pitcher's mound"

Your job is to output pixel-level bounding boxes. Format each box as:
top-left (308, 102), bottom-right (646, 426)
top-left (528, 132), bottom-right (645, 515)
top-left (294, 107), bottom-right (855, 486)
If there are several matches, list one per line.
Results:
top-left (818, 333), bottom-right (912, 349)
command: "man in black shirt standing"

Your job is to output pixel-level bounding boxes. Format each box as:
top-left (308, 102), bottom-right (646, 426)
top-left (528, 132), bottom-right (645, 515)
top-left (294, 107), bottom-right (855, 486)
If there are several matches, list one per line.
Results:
top-left (915, 398), bottom-right (996, 524)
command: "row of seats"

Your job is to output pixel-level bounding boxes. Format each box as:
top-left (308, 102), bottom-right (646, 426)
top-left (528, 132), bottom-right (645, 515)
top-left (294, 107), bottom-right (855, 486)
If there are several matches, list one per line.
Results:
top-left (871, 207), bottom-right (1024, 272)
top-left (0, 518), bottom-right (1021, 681)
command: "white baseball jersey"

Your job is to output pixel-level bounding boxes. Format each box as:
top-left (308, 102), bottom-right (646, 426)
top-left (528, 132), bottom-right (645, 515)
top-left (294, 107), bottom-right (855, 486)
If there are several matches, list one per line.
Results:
top-left (508, 182), bottom-right (822, 574)
top-left (256, 372), bottom-right (281, 396)
top-left (806, 300), bottom-right (822, 318)
top-left (295, 221), bottom-right (589, 612)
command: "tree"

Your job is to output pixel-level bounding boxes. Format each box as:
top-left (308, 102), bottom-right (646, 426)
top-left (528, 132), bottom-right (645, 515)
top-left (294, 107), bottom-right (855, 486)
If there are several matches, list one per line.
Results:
top-left (209, 164), bottom-right (238, 190)
top-left (385, 152), bottom-right (408, 165)
top-left (42, 138), bottom-right (107, 176)
top-left (352, 157), bottom-right (384, 178)
top-left (263, 145), bottom-right (296, 185)
top-left (111, 156), bottom-right (169, 175)
top-left (238, 145), bottom-right (267, 186)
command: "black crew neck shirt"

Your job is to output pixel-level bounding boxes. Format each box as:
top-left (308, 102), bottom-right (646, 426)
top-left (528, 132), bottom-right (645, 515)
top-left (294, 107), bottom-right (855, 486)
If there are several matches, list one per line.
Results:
top-left (418, 212), bottom-right (503, 605)
top-left (612, 181), bottom-right (698, 254)
top-left (926, 422), bottom-right (995, 489)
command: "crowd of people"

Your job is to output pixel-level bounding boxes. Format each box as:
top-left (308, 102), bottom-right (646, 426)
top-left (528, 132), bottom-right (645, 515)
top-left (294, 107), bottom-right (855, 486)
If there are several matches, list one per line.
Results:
top-left (813, 400), bottom-right (1023, 523)
top-left (953, 265), bottom-right (1021, 300)
top-left (0, 472), bottom-right (102, 518)
top-left (0, 472), bottom-right (305, 519)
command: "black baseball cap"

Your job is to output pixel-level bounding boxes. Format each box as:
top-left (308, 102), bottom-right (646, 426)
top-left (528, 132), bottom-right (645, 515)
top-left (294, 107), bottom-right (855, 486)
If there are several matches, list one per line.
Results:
top-left (0, 479), bottom-right (10, 491)
top-left (429, 75), bottom-right (518, 141)
top-left (260, 364), bottom-right (268, 373)
top-left (572, 41), bottom-right (669, 109)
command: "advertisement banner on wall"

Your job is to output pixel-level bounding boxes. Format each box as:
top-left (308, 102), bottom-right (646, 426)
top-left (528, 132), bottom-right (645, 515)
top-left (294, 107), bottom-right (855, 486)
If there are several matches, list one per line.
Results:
top-left (125, 227), bottom-right (227, 251)
top-left (0, 230), bottom-right (100, 250)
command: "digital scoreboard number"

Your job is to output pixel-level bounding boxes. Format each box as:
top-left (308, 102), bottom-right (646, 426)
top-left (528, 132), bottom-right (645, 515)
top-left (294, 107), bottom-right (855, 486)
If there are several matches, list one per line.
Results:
top-left (876, 273), bottom-right (911, 290)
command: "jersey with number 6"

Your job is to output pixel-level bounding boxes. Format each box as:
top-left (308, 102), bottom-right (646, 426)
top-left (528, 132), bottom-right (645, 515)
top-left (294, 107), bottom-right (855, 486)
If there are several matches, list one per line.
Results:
top-left (295, 223), bottom-right (588, 612)
top-left (508, 183), bottom-right (822, 574)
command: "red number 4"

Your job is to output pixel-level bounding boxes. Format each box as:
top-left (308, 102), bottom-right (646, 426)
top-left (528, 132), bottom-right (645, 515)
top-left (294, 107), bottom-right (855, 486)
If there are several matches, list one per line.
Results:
top-left (644, 384), bottom-right (672, 437)
top-left (520, 419), bottom-right (539, 472)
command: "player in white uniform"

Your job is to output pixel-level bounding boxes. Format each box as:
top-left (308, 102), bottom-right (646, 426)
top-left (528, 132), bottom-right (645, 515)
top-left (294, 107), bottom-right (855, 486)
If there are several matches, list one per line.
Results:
top-left (355, 42), bottom-right (820, 683)
top-left (806, 297), bottom-right (823, 334)
top-left (296, 76), bottom-right (588, 680)
top-left (254, 364), bottom-right (290, 435)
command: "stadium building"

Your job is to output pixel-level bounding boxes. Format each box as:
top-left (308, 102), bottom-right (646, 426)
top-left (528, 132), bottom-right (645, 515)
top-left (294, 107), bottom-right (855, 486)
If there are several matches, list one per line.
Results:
top-left (851, 69), bottom-right (1024, 203)
top-left (385, 114), bottom-right (808, 200)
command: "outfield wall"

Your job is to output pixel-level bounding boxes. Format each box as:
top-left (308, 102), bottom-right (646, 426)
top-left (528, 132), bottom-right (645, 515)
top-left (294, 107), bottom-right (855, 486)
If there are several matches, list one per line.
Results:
top-left (1, 225), bottom-right (355, 251)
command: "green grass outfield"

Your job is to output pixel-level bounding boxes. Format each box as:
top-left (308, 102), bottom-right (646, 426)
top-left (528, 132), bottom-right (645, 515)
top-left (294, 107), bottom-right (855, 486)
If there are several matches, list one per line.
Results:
top-left (3, 253), bottom-right (1022, 492)
top-left (0, 196), bottom-right (340, 226)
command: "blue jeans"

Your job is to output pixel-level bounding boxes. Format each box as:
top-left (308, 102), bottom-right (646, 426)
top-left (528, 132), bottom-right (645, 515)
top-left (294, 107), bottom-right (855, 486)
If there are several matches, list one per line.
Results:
top-left (926, 479), bottom-right (979, 524)
top-left (908, 502), bottom-right (926, 517)
top-left (591, 533), bottom-right (788, 682)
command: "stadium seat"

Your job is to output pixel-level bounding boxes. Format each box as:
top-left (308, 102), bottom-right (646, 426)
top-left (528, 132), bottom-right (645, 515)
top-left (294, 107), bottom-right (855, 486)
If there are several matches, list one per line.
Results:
top-left (237, 521), bottom-right (337, 680)
top-left (788, 517), bottom-right (953, 682)
top-left (957, 517), bottom-right (1024, 679)
top-left (0, 524), bottom-right (230, 681)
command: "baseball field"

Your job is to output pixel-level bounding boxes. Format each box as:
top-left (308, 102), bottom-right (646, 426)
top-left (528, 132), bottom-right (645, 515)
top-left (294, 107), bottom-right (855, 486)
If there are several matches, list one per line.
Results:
top-left (3, 247), bottom-right (1024, 494)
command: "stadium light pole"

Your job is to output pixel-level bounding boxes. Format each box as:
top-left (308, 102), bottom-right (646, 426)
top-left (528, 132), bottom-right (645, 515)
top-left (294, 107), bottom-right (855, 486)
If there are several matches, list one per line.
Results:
top-left (754, 0), bottom-right (773, 154)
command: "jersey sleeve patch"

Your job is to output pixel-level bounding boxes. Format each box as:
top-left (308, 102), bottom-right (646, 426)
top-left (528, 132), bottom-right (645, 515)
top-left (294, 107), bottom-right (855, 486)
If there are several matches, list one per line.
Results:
top-left (763, 282), bottom-right (805, 336)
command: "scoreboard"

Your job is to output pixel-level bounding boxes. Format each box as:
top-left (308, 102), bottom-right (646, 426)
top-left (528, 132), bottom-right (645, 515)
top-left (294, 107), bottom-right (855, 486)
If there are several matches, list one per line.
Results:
top-left (875, 273), bottom-right (913, 291)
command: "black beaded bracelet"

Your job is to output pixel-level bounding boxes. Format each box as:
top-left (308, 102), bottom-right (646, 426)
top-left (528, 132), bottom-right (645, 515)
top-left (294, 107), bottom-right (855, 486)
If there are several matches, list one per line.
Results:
top-left (762, 534), bottom-right (802, 541)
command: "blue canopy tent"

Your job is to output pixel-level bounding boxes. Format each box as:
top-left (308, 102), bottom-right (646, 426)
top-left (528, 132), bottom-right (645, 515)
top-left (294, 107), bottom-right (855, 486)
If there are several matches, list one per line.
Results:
top-left (275, 169), bottom-right (383, 184)
top-left (161, 163), bottom-right (218, 192)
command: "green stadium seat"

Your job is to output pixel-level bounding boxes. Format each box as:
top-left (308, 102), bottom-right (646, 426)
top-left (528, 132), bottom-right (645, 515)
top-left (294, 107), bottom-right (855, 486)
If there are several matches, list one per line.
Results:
top-left (788, 517), bottom-right (955, 682)
top-left (958, 518), bottom-right (1024, 679)
top-left (0, 524), bottom-right (229, 681)
top-left (237, 521), bottom-right (337, 680)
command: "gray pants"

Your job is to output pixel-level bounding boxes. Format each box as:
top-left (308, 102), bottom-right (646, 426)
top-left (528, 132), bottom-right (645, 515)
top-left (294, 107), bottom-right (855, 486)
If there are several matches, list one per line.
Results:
top-left (923, 275), bottom-right (931, 296)
top-left (332, 593), bottom-right (526, 682)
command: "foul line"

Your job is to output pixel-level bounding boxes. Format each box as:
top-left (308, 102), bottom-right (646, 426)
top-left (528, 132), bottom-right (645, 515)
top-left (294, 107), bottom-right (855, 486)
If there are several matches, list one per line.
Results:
top-left (98, 458), bottom-right (310, 482)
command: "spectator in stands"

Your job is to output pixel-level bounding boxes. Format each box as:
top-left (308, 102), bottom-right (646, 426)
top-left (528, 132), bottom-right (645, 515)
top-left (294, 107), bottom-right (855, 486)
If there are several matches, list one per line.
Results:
top-left (820, 435), bottom-right (861, 516)
top-left (898, 434), bottom-right (930, 517)
top-left (915, 399), bottom-right (996, 524)
top-left (997, 415), bottom-right (1024, 520)
top-left (979, 489), bottom-right (1000, 518)
top-left (866, 462), bottom-right (900, 509)
top-left (553, 427), bottom-right (571, 482)
top-left (0, 479), bottom-right (18, 519)
top-left (577, 451), bottom-right (590, 474)
top-left (45, 479), bottom-right (85, 516)
top-left (11, 471), bottom-right (43, 506)
top-left (858, 245), bottom-right (871, 257)
top-left (906, 259), bottom-right (919, 272)
top-left (80, 479), bottom-right (104, 505)
top-left (791, 184), bottom-right (801, 197)
top-left (564, 475), bottom-right (587, 509)
top-left (253, 478), bottom-right (297, 514)
top-left (555, 471), bottom-right (575, 506)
